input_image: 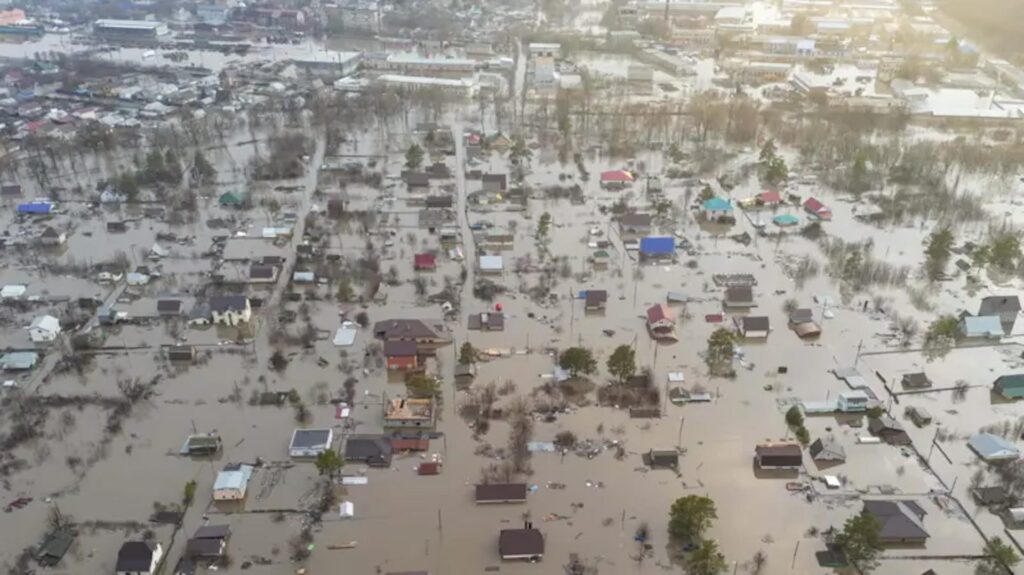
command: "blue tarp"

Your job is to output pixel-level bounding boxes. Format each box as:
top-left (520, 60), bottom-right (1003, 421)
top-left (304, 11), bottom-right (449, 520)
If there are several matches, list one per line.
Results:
top-left (17, 201), bottom-right (53, 215)
top-left (639, 236), bottom-right (675, 255)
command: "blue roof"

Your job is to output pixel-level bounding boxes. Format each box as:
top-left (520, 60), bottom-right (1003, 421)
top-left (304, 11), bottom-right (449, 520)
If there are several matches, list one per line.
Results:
top-left (701, 198), bottom-right (733, 212)
top-left (961, 315), bottom-right (1003, 337)
top-left (773, 214), bottom-right (799, 226)
top-left (214, 464), bottom-right (254, 491)
top-left (639, 236), bottom-right (675, 255)
top-left (968, 433), bottom-right (1019, 460)
top-left (17, 201), bottom-right (53, 214)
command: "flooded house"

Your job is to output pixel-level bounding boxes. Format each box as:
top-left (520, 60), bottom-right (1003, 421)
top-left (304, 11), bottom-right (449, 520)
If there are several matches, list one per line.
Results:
top-left (384, 340), bottom-right (419, 370)
top-left (978, 295), bottom-right (1020, 334)
top-left (0, 351), bottom-right (38, 371)
top-left (993, 374), bottom-right (1024, 400)
top-left (643, 449), bottom-right (679, 469)
top-left (584, 290), bottom-right (608, 312)
top-left (646, 304), bottom-right (676, 339)
top-left (414, 253), bottom-right (437, 271)
top-left (700, 197), bottom-right (734, 223)
top-left (213, 464), bottom-right (254, 501)
top-left (288, 428), bottom-right (334, 458)
top-left (476, 483), bottom-right (528, 504)
top-left (115, 541), bottom-right (163, 575)
top-left (901, 372), bottom-right (932, 389)
top-left (868, 414), bottom-right (911, 445)
top-left (184, 524), bottom-right (230, 562)
top-left (157, 299), bottom-right (184, 317)
top-left (958, 314), bottom-right (1003, 339)
top-left (723, 286), bottom-right (755, 308)
top-left (481, 173), bottom-right (507, 192)
top-left (248, 263), bottom-right (278, 283)
top-left (179, 433), bottom-right (221, 456)
top-left (27, 314), bottom-right (60, 343)
top-left (862, 500), bottom-right (929, 545)
top-left (734, 315), bottom-right (770, 338)
top-left (802, 197), bottom-right (832, 220)
top-left (344, 434), bottom-right (393, 467)
top-left (208, 295), bottom-right (251, 326)
top-left (468, 312), bottom-right (504, 331)
top-left (599, 169), bottom-right (633, 189)
top-left (639, 236), bottom-right (675, 262)
top-left (405, 171), bottom-right (431, 193)
top-left (967, 433), bottom-right (1020, 461)
top-left (499, 526), bottom-right (544, 561)
top-left (618, 213), bottom-right (652, 238)
top-left (383, 397), bottom-right (435, 429)
top-left (424, 195), bottom-right (454, 209)
top-left (478, 255), bottom-right (504, 274)
top-left (754, 443), bottom-right (802, 470)
top-left (808, 438), bottom-right (846, 464)
top-left (374, 319), bottom-right (449, 354)
top-left (38, 226), bottom-right (65, 246)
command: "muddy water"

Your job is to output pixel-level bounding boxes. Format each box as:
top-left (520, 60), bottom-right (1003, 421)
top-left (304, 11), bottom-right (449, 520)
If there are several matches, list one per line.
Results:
top-left (2, 110), bottom-right (1021, 575)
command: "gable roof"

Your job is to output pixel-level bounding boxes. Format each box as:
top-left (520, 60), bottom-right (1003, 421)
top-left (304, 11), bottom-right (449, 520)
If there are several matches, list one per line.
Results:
top-left (499, 528), bottom-right (544, 556)
top-left (725, 285), bottom-right (754, 303)
top-left (863, 500), bottom-right (928, 541)
top-left (809, 438), bottom-right (846, 461)
top-left (738, 316), bottom-right (770, 332)
top-left (384, 340), bottom-right (418, 357)
top-left (961, 315), bottom-right (1004, 337)
top-left (619, 213), bottom-right (653, 227)
top-left (374, 319), bottom-right (441, 340)
top-left (414, 253), bottom-right (436, 268)
top-left (803, 197), bottom-right (829, 215)
top-left (646, 304), bottom-right (672, 324)
top-left (115, 541), bottom-right (155, 572)
top-left (157, 299), bottom-right (182, 313)
top-left (758, 190), bottom-right (781, 203)
top-left (600, 169), bottom-right (632, 182)
top-left (344, 434), bottom-right (393, 465)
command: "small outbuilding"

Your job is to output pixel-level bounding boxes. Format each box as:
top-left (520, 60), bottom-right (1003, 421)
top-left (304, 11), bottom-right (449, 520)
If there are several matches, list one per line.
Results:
top-left (475, 483), bottom-right (528, 504)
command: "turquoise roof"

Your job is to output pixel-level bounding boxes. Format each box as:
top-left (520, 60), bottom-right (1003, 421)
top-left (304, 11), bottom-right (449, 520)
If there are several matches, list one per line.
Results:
top-left (701, 197), bottom-right (733, 212)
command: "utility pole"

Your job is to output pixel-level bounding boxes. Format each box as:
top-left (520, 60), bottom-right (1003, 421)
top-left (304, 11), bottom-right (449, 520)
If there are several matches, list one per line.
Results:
top-left (677, 416), bottom-right (685, 448)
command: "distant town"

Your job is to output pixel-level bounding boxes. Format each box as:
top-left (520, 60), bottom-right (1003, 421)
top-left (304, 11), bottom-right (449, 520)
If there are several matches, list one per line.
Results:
top-left (0, 0), bottom-right (1023, 575)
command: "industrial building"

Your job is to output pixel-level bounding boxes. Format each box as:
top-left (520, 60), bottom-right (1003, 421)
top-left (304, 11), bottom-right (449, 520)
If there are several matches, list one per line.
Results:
top-left (93, 19), bottom-right (169, 39)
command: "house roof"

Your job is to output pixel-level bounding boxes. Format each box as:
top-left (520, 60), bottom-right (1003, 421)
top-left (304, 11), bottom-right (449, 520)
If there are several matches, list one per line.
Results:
top-left (789, 308), bottom-right (814, 323)
top-left (374, 319), bottom-right (442, 340)
top-left (424, 195), bottom-right (453, 208)
top-left (499, 528), bottom-right (544, 556)
top-left (157, 299), bottom-right (182, 313)
top-left (809, 438), bottom-right (846, 461)
top-left (115, 541), bottom-right (155, 572)
top-left (0, 351), bottom-right (38, 370)
top-left (619, 213), bottom-right (653, 227)
top-left (405, 171), bottom-right (430, 186)
top-left (863, 500), bottom-right (929, 541)
top-left (738, 316), bottom-right (770, 332)
top-left (30, 314), bottom-right (59, 332)
top-left (901, 372), bottom-right (931, 387)
top-left (384, 340), bottom-right (418, 357)
top-left (482, 173), bottom-right (507, 188)
top-left (803, 197), bottom-right (829, 214)
top-left (468, 312), bottom-right (505, 330)
top-left (41, 226), bottom-right (60, 238)
top-left (186, 538), bottom-right (223, 558)
top-left (213, 464), bottom-right (254, 491)
top-left (479, 255), bottom-right (503, 271)
top-left (961, 315), bottom-right (1004, 337)
top-left (755, 443), bottom-right (801, 458)
top-left (869, 414), bottom-right (905, 434)
top-left (968, 433), bottom-right (1020, 460)
top-left (639, 236), bottom-right (675, 255)
top-left (209, 295), bottom-right (248, 313)
top-left (725, 285), bottom-right (754, 303)
top-left (758, 190), bottom-right (781, 203)
top-left (585, 290), bottom-right (608, 306)
top-left (344, 434), bottom-right (393, 465)
top-left (980, 295), bottom-right (1021, 315)
top-left (646, 304), bottom-right (672, 325)
top-left (600, 169), bottom-right (633, 182)
top-left (290, 429), bottom-right (332, 449)
top-left (701, 197), bottom-right (733, 212)
top-left (773, 213), bottom-right (799, 226)
top-left (476, 483), bottom-right (528, 502)
top-left (414, 253), bottom-right (436, 268)
top-left (249, 264), bottom-right (276, 279)
top-left (995, 374), bottom-right (1024, 389)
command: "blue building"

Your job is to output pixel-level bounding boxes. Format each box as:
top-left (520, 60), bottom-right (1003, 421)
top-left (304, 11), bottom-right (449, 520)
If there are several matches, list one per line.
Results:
top-left (17, 200), bottom-right (53, 215)
top-left (639, 236), bottom-right (675, 260)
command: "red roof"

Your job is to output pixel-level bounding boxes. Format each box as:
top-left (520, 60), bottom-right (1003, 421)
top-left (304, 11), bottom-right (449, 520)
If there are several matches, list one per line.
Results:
top-left (418, 462), bottom-right (441, 475)
top-left (414, 253), bottom-right (436, 269)
top-left (803, 197), bottom-right (827, 213)
top-left (646, 304), bottom-right (672, 324)
top-left (600, 170), bottom-right (633, 183)
top-left (758, 190), bottom-right (781, 204)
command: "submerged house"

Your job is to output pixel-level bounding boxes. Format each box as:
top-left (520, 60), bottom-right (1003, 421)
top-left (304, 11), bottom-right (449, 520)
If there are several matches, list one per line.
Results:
top-left (384, 340), bottom-right (419, 370)
top-left (978, 295), bottom-right (1019, 335)
top-left (499, 526), bottom-right (544, 561)
top-left (868, 414), bottom-right (911, 445)
top-left (968, 433), bottom-right (1020, 461)
top-left (213, 464), bottom-right (254, 501)
top-left (288, 428), bottom-right (334, 458)
top-left (209, 295), bottom-right (251, 326)
top-left (959, 315), bottom-right (1004, 339)
top-left (115, 541), bottom-right (163, 575)
top-left (476, 483), bottom-right (528, 504)
top-left (639, 236), bottom-right (675, 261)
top-left (646, 304), bottom-right (675, 339)
top-left (754, 443), bottom-right (802, 470)
top-left (723, 286), bottom-right (755, 308)
top-left (344, 434), bottom-right (393, 467)
top-left (809, 438), bottom-right (846, 463)
top-left (862, 500), bottom-right (929, 545)
top-left (700, 197), bottom-right (734, 222)
top-left (803, 197), bottom-right (831, 220)
top-left (994, 374), bottom-right (1024, 400)
top-left (383, 397), bottom-right (435, 430)
top-left (734, 315), bottom-right (770, 338)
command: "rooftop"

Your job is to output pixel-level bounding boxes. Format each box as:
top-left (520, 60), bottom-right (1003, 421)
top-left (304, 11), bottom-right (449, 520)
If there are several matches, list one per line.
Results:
top-left (385, 397), bottom-right (434, 421)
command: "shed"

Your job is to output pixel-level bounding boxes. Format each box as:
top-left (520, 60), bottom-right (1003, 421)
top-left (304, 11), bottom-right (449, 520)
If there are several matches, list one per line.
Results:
top-left (35, 530), bottom-right (74, 567)
top-left (643, 449), bottom-right (679, 468)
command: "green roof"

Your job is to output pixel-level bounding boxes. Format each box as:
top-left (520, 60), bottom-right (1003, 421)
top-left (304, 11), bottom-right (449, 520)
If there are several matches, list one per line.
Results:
top-left (996, 374), bottom-right (1024, 388)
top-left (219, 192), bottom-right (243, 206)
